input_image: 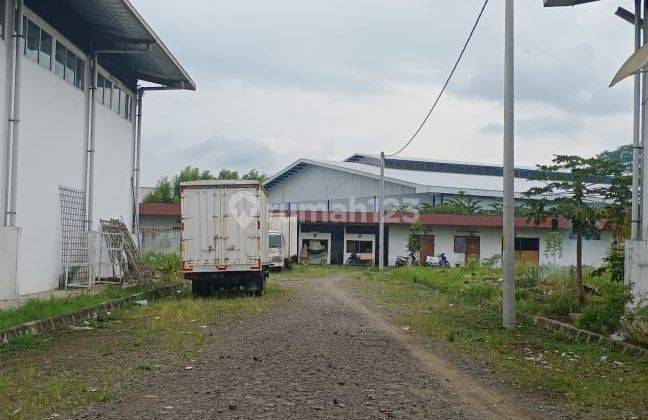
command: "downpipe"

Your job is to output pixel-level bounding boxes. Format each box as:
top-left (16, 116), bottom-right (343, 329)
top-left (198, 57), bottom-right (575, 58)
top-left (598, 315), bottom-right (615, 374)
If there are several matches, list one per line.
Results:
top-left (3, 0), bottom-right (23, 227)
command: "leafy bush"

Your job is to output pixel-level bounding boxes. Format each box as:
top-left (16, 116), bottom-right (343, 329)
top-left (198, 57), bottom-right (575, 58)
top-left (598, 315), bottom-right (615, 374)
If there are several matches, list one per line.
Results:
top-left (576, 283), bottom-right (632, 334)
top-left (481, 254), bottom-right (501, 268)
top-left (542, 290), bottom-right (580, 319)
top-left (142, 252), bottom-right (182, 278)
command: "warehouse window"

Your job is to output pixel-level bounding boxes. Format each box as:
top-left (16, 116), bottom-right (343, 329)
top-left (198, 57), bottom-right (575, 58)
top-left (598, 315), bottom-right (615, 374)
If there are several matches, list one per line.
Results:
top-left (75, 57), bottom-right (84, 89)
top-left (39, 29), bottom-right (52, 69)
top-left (97, 73), bottom-right (105, 105)
top-left (119, 90), bottom-right (127, 118)
top-left (112, 85), bottom-right (120, 113)
top-left (54, 41), bottom-right (65, 78)
top-left (103, 79), bottom-right (112, 107)
top-left (65, 49), bottom-right (76, 84)
top-left (25, 18), bottom-right (39, 61)
top-left (95, 72), bottom-right (132, 120)
top-left (124, 94), bottom-right (131, 119)
top-left (0, 0), bottom-right (6, 38)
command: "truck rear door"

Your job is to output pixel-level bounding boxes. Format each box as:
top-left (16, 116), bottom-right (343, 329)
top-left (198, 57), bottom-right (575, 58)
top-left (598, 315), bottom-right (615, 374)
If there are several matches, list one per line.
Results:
top-left (222, 186), bottom-right (261, 270)
top-left (182, 188), bottom-right (221, 271)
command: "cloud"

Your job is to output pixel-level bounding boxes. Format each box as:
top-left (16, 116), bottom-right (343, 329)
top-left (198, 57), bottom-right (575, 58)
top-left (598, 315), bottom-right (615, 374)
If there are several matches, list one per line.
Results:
top-left (131, 0), bottom-right (635, 185)
top-left (481, 116), bottom-right (584, 137)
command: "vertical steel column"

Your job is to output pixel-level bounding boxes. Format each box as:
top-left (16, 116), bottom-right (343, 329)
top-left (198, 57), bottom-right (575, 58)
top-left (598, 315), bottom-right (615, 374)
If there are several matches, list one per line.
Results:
top-left (632, 0), bottom-right (643, 240)
top-left (643, 0), bottom-right (648, 239)
top-left (134, 89), bottom-right (144, 243)
top-left (502, 0), bottom-right (516, 330)
top-left (379, 151), bottom-right (385, 270)
top-left (130, 87), bottom-right (138, 232)
top-left (7, 0), bottom-right (23, 227)
top-left (82, 46), bottom-right (92, 227)
top-left (87, 51), bottom-right (98, 231)
top-left (3, 0), bottom-right (17, 226)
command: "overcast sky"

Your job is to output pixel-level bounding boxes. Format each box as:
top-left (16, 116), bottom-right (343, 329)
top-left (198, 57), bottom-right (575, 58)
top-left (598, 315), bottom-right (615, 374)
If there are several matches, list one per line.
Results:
top-left (131, 0), bottom-right (635, 185)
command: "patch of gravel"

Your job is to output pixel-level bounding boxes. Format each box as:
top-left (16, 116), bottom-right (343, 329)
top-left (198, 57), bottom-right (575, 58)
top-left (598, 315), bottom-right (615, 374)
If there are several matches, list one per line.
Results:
top-left (77, 278), bottom-right (477, 419)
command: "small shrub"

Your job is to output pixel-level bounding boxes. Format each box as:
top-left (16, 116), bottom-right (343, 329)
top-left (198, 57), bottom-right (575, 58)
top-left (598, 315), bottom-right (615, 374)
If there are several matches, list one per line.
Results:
top-left (542, 291), bottom-right (580, 319)
top-left (576, 282), bottom-right (632, 334)
top-left (142, 252), bottom-right (181, 278)
top-left (620, 306), bottom-right (648, 346)
top-left (481, 254), bottom-right (501, 268)
top-left (577, 303), bottom-right (624, 335)
top-left (461, 282), bottom-right (498, 306)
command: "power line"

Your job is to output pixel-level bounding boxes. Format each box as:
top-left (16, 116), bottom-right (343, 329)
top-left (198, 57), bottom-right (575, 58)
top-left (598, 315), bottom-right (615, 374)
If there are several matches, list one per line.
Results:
top-left (389, 0), bottom-right (490, 157)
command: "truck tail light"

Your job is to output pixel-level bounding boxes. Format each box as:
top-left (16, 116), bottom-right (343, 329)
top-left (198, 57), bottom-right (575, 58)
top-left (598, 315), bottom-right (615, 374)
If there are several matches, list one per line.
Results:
top-left (182, 261), bottom-right (194, 272)
top-left (250, 259), bottom-right (261, 270)
top-left (217, 264), bottom-right (227, 271)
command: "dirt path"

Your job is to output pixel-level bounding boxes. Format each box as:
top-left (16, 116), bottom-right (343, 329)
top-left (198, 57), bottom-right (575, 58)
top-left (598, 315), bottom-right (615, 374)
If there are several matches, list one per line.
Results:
top-left (78, 276), bottom-right (536, 419)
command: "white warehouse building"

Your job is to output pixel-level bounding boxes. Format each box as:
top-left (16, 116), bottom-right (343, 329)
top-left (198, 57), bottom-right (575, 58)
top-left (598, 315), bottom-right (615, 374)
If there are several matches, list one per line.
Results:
top-left (0, 0), bottom-right (195, 299)
top-left (264, 154), bottom-right (613, 268)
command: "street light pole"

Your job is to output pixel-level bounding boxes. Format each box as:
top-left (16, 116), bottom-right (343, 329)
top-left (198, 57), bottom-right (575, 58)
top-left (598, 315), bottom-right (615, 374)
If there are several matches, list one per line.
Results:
top-left (632, 0), bottom-right (642, 240)
top-left (379, 151), bottom-right (385, 271)
top-left (503, 0), bottom-right (516, 330)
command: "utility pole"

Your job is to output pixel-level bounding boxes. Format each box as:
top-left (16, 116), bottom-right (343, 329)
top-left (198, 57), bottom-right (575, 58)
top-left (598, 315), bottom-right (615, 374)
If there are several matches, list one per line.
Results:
top-left (502, 0), bottom-right (516, 330)
top-left (642, 0), bottom-right (648, 240)
top-left (379, 151), bottom-right (385, 271)
top-left (632, 0), bottom-right (642, 240)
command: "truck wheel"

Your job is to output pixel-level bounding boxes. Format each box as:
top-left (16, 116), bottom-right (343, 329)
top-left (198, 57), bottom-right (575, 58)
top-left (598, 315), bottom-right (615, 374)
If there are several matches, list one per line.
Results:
top-left (254, 275), bottom-right (265, 297)
top-left (192, 280), bottom-right (212, 297)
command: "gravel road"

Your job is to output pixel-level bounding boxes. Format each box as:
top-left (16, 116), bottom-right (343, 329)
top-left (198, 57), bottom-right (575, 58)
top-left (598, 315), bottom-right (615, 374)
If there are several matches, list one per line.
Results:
top-left (78, 276), bottom-right (535, 419)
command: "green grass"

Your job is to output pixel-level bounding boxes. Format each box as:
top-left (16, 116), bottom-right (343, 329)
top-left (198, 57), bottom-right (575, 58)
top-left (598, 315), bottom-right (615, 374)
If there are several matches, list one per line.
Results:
top-left (142, 251), bottom-right (182, 278)
top-left (0, 283), bottom-right (161, 331)
top-left (0, 281), bottom-right (289, 419)
top-left (352, 267), bottom-right (648, 418)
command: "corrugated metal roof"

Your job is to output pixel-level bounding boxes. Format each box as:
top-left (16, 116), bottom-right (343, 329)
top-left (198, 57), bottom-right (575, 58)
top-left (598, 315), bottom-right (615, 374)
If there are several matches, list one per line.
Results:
top-left (54, 0), bottom-right (195, 89)
top-left (264, 158), bottom-right (548, 199)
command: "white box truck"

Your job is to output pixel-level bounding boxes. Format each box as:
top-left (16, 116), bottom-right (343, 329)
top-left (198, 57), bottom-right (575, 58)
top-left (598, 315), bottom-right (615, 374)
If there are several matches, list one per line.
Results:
top-left (180, 180), bottom-right (269, 296)
top-left (268, 212), bottom-right (298, 269)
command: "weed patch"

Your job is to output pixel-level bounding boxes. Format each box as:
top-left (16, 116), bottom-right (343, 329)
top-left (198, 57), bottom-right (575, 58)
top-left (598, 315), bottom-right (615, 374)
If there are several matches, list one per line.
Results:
top-left (352, 267), bottom-right (648, 417)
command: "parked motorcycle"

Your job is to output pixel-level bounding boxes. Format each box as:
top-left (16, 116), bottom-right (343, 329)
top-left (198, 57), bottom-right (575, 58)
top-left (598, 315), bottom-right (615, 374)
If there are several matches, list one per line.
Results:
top-left (425, 253), bottom-right (450, 268)
top-left (396, 252), bottom-right (416, 267)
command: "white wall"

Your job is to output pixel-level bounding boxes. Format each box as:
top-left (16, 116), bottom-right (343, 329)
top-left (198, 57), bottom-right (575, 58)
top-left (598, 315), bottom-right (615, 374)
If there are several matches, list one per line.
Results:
top-left (15, 54), bottom-right (88, 294)
top-left (93, 104), bottom-right (134, 225)
top-left (0, 5), bottom-right (9, 226)
top-left (268, 165), bottom-right (415, 206)
top-left (386, 224), bottom-right (612, 268)
top-left (7, 7), bottom-right (135, 295)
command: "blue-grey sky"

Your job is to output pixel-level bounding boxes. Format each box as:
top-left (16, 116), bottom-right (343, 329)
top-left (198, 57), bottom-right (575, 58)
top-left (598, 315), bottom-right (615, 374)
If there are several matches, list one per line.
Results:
top-left (131, 0), bottom-right (636, 185)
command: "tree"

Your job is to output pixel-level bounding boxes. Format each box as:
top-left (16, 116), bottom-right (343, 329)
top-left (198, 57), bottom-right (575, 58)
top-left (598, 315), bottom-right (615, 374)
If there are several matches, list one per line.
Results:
top-left (525, 155), bottom-right (606, 305)
top-left (173, 166), bottom-right (216, 201)
top-left (144, 166), bottom-right (216, 204)
top-left (594, 154), bottom-right (631, 282)
top-left (218, 169), bottom-right (239, 180)
top-left (598, 144), bottom-right (632, 172)
top-left (242, 169), bottom-right (268, 183)
top-left (407, 221), bottom-right (424, 264)
top-left (544, 231), bottom-right (563, 267)
top-left (142, 177), bottom-right (174, 204)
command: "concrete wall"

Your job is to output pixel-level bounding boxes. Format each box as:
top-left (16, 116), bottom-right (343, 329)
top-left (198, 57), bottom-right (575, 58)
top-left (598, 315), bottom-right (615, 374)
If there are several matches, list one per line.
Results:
top-left (625, 240), bottom-right (648, 307)
top-left (387, 224), bottom-right (611, 268)
top-left (140, 229), bottom-right (180, 253)
top-left (0, 227), bottom-right (20, 300)
top-left (140, 214), bottom-right (180, 231)
top-left (2, 6), bottom-right (135, 295)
